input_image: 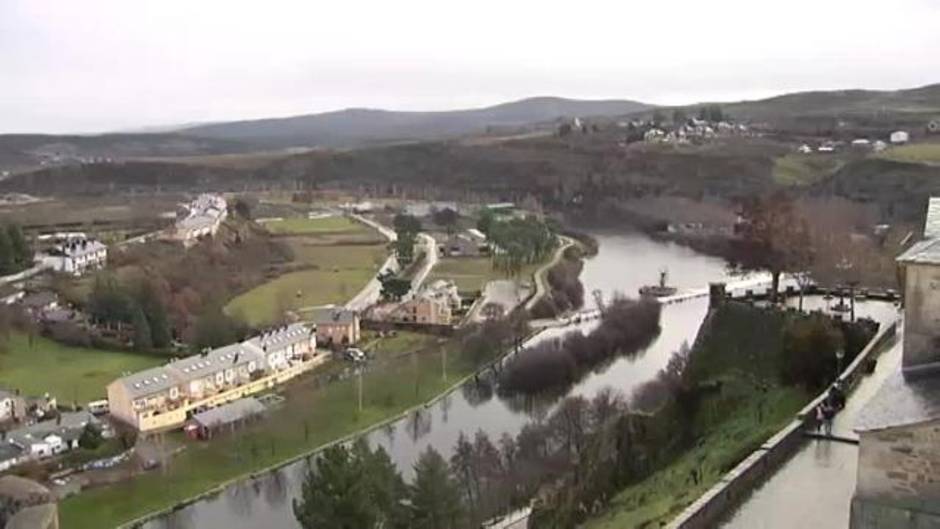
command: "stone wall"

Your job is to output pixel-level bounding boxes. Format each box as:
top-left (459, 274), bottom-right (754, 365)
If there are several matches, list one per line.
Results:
top-left (902, 262), bottom-right (940, 370)
top-left (666, 318), bottom-right (899, 529)
top-left (855, 420), bottom-right (940, 508)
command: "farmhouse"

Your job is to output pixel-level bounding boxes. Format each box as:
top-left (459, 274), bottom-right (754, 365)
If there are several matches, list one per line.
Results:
top-left (168, 193), bottom-right (228, 247)
top-left (850, 197), bottom-right (940, 528)
top-left (389, 280), bottom-right (460, 326)
top-left (107, 323), bottom-right (323, 432)
top-left (436, 230), bottom-right (488, 257)
top-left (40, 238), bottom-right (107, 276)
top-left (310, 307), bottom-right (361, 347)
top-left (889, 130), bottom-right (910, 144)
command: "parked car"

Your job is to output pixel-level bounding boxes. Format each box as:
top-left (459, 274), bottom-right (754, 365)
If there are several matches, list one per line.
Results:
top-left (344, 348), bottom-right (366, 362)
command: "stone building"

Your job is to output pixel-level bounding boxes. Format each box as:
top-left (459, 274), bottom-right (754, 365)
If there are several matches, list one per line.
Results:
top-left (850, 197), bottom-right (940, 528)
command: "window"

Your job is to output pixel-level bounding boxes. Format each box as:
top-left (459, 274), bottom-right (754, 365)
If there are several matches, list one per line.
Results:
top-left (169, 387), bottom-right (179, 399)
top-left (215, 372), bottom-right (224, 385)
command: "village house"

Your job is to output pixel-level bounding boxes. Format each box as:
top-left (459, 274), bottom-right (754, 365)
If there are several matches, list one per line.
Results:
top-left (310, 307), bottom-right (360, 347)
top-left (39, 238), bottom-right (107, 276)
top-left (6, 411), bottom-right (104, 461)
top-left (107, 322), bottom-right (322, 432)
top-left (436, 230), bottom-right (489, 258)
top-left (390, 280), bottom-right (460, 326)
top-left (18, 291), bottom-right (58, 318)
top-left (0, 390), bottom-right (25, 424)
top-left (850, 197), bottom-right (940, 528)
top-left (889, 130), bottom-right (910, 144)
top-left (168, 193), bottom-right (228, 247)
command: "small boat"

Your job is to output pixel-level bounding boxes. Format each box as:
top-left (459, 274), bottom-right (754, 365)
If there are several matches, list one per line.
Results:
top-left (639, 269), bottom-right (678, 298)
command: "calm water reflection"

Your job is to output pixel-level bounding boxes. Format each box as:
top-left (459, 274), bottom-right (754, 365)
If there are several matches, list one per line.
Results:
top-left (144, 232), bottom-right (738, 529)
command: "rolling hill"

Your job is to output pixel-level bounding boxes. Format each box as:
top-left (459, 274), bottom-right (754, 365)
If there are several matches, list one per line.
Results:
top-left (180, 96), bottom-right (652, 148)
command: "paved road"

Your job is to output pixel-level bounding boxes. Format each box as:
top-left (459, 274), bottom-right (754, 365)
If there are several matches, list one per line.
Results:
top-left (719, 326), bottom-right (903, 529)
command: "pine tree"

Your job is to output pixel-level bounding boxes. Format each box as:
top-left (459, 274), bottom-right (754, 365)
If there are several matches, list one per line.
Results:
top-left (0, 228), bottom-right (13, 275)
top-left (5, 224), bottom-right (30, 269)
top-left (411, 446), bottom-right (464, 529)
top-left (137, 281), bottom-right (172, 348)
top-left (131, 305), bottom-right (153, 351)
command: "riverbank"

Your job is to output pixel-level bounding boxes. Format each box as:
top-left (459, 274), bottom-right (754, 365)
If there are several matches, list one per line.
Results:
top-left (60, 321), bottom-right (528, 528)
top-left (579, 299), bottom-right (888, 528)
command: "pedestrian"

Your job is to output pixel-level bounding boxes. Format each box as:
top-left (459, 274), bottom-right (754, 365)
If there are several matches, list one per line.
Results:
top-left (816, 404), bottom-right (825, 433)
top-left (822, 402), bottom-right (835, 436)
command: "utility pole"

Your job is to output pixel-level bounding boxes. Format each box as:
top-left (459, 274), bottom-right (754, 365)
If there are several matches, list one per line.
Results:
top-left (357, 367), bottom-right (363, 414)
top-left (442, 348), bottom-right (447, 382)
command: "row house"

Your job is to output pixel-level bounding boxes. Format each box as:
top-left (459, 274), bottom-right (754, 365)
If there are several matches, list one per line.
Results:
top-left (107, 323), bottom-right (320, 432)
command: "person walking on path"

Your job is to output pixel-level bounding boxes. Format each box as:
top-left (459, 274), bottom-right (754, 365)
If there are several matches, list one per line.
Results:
top-left (821, 402), bottom-right (835, 436)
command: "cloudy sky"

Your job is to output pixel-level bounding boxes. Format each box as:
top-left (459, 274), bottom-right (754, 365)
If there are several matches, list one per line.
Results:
top-left (2, 0), bottom-right (939, 134)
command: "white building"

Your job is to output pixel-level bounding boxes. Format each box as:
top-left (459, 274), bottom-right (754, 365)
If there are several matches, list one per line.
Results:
top-left (40, 238), bottom-right (107, 275)
top-left (170, 194), bottom-right (228, 247)
top-left (889, 130), bottom-right (910, 144)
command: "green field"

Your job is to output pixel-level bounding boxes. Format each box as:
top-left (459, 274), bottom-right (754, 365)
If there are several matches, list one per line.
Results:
top-left (427, 257), bottom-right (539, 293)
top-left (876, 142), bottom-right (940, 164)
top-left (59, 334), bottom-right (495, 529)
top-left (263, 215), bottom-right (363, 235)
top-left (772, 153), bottom-right (844, 186)
top-left (0, 333), bottom-right (163, 404)
top-left (225, 243), bottom-right (387, 326)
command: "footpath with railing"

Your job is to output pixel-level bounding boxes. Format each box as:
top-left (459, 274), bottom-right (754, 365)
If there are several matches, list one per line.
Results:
top-left (665, 317), bottom-right (900, 529)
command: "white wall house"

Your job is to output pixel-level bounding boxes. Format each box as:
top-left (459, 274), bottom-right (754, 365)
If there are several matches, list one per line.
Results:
top-left (40, 239), bottom-right (107, 276)
top-left (889, 130), bottom-right (910, 144)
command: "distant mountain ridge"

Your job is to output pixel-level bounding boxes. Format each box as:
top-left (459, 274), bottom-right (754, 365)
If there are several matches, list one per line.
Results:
top-left (180, 96), bottom-right (652, 148)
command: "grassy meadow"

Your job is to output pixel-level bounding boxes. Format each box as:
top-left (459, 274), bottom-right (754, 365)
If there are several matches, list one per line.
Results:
top-left (225, 242), bottom-right (387, 326)
top-left (0, 333), bottom-right (163, 404)
top-left (263, 215), bottom-right (363, 235)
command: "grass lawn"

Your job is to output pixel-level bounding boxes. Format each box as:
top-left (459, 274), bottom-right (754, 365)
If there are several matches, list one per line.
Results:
top-left (225, 244), bottom-right (387, 326)
top-left (0, 333), bottom-right (163, 404)
top-left (263, 215), bottom-right (364, 235)
top-left (59, 336), bottom-right (494, 529)
top-left (427, 257), bottom-right (539, 293)
top-left (772, 153), bottom-right (844, 186)
top-left (876, 142), bottom-right (940, 164)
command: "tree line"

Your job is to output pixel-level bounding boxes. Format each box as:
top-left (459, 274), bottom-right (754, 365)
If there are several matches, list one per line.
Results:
top-left (0, 222), bottom-right (32, 276)
top-left (501, 296), bottom-right (661, 395)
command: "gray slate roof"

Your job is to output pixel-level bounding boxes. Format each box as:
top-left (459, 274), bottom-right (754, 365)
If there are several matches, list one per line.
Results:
top-left (192, 397), bottom-right (265, 428)
top-left (896, 237), bottom-right (940, 265)
top-left (855, 370), bottom-right (940, 432)
top-left (311, 307), bottom-right (356, 325)
top-left (247, 323), bottom-right (311, 351)
top-left (925, 197), bottom-right (940, 240)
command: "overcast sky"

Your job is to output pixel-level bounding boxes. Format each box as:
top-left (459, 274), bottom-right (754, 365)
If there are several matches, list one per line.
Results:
top-left (2, 0), bottom-right (939, 134)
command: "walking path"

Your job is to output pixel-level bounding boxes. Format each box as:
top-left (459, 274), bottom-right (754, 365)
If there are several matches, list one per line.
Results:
top-left (719, 327), bottom-right (903, 529)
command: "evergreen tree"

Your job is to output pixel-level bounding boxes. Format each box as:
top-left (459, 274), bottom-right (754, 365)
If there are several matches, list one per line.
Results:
top-left (293, 441), bottom-right (408, 529)
top-left (0, 228), bottom-right (14, 275)
top-left (411, 447), bottom-right (464, 529)
top-left (6, 224), bottom-right (30, 269)
top-left (131, 305), bottom-right (153, 351)
top-left (137, 281), bottom-right (172, 348)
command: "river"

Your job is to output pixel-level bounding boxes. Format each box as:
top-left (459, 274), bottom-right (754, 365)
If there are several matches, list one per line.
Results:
top-left (142, 231), bottom-right (750, 529)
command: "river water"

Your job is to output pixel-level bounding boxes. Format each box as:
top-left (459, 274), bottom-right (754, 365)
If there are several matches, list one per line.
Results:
top-left (142, 232), bottom-right (750, 529)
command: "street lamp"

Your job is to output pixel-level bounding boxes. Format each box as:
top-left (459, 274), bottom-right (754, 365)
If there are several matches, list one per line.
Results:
top-left (835, 348), bottom-right (845, 378)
